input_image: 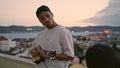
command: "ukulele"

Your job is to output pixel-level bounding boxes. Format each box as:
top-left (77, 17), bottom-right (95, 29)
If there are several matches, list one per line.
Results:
top-left (30, 48), bottom-right (45, 64)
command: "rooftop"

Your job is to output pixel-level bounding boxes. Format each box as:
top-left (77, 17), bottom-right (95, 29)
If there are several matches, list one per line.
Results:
top-left (0, 36), bottom-right (8, 41)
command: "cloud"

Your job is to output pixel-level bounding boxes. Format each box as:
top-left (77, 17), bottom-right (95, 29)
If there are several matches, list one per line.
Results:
top-left (81, 0), bottom-right (120, 26)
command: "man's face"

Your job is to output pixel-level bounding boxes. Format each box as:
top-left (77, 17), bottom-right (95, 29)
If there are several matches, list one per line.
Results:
top-left (38, 11), bottom-right (54, 28)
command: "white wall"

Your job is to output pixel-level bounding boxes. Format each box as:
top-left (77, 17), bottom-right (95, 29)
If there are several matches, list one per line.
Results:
top-left (0, 40), bottom-right (10, 51)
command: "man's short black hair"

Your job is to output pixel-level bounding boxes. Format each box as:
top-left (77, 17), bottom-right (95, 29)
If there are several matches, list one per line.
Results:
top-left (36, 5), bottom-right (52, 18)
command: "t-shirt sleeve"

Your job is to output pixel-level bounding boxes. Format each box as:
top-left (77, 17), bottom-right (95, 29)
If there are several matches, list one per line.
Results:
top-left (61, 29), bottom-right (74, 57)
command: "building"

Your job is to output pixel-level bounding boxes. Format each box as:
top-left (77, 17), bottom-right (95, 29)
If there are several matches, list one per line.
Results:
top-left (0, 36), bottom-right (10, 51)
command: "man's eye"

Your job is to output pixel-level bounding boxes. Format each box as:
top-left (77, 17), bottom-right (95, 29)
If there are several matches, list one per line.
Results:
top-left (39, 17), bottom-right (44, 20)
top-left (46, 14), bottom-right (50, 17)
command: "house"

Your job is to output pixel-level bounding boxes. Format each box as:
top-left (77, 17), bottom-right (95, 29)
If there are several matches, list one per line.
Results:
top-left (0, 36), bottom-right (10, 51)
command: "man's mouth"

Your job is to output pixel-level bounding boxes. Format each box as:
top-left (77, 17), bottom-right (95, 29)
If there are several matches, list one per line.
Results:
top-left (45, 21), bottom-right (52, 26)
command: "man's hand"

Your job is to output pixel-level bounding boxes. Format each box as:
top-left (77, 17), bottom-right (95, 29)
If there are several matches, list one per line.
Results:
top-left (30, 48), bottom-right (50, 59)
top-left (30, 48), bottom-right (46, 64)
top-left (30, 48), bottom-right (40, 57)
top-left (39, 49), bottom-right (50, 59)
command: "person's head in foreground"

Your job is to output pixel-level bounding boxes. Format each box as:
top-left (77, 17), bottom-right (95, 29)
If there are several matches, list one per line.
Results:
top-left (85, 44), bottom-right (120, 68)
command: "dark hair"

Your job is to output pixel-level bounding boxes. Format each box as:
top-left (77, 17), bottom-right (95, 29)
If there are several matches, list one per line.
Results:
top-left (36, 5), bottom-right (52, 18)
top-left (85, 44), bottom-right (120, 68)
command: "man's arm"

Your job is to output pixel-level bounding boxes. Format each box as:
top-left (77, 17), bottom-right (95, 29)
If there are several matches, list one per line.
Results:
top-left (55, 54), bottom-right (74, 60)
top-left (38, 50), bottom-right (74, 61)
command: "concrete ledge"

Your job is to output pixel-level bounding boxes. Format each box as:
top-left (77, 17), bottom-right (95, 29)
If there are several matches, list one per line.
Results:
top-left (0, 53), bottom-right (35, 68)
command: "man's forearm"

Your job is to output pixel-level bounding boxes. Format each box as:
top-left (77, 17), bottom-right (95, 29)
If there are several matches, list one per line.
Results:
top-left (40, 50), bottom-right (74, 61)
top-left (55, 54), bottom-right (74, 61)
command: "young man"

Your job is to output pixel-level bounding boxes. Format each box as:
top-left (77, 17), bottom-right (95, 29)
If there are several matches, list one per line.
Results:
top-left (30, 5), bottom-right (74, 68)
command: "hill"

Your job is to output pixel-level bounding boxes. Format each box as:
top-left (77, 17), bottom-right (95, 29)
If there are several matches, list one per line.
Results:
top-left (0, 25), bottom-right (120, 33)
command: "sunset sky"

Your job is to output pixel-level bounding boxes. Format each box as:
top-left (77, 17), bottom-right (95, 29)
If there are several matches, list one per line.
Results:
top-left (0, 0), bottom-right (120, 27)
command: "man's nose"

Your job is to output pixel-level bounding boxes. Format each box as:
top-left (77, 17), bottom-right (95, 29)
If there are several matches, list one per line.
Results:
top-left (45, 17), bottom-right (48, 21)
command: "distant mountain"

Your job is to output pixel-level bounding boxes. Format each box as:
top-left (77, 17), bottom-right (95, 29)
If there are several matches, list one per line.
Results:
top-left (0, 25), bottom-right (45, 33)
top-left (68, 26), bottom-right (120, 32)
top-left (0, 25), bottom-right (120, 33)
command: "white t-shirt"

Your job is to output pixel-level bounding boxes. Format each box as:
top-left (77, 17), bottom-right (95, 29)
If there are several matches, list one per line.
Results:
top-left (31, 25), bottom-right (74, 68)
